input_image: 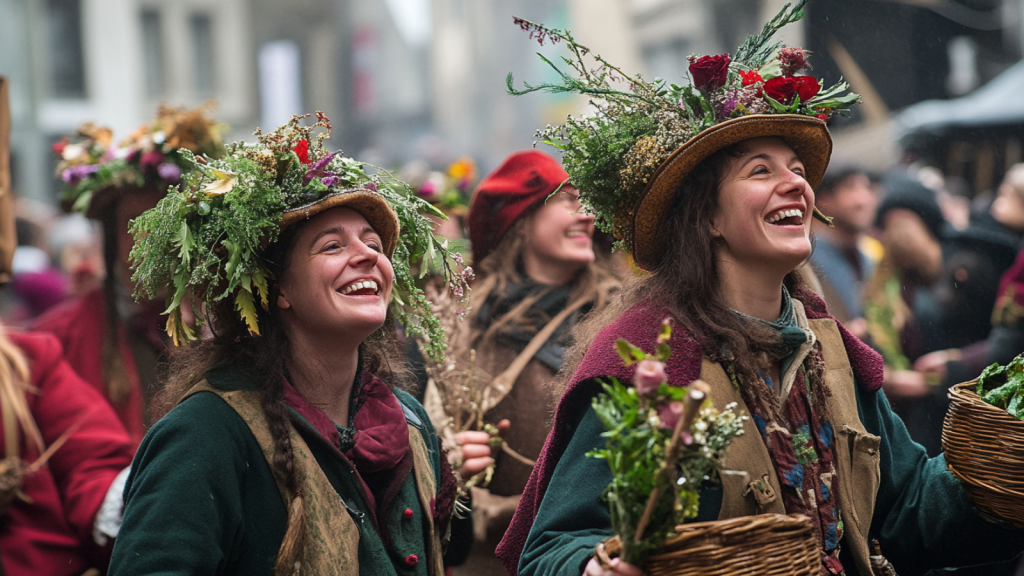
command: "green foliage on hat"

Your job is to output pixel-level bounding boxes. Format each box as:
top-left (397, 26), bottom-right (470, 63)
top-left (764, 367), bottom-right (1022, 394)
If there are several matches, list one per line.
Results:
top-left (507, 0), bottom-right (859, 249)
top-left (129, 113), bottom-right (471, 360)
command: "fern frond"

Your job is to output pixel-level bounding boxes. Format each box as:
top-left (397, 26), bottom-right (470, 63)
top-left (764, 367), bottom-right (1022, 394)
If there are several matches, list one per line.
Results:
top-left (734, 0), bottom-right (809, 68)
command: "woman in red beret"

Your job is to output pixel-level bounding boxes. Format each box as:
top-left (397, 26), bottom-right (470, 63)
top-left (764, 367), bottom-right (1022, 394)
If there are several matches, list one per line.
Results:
top-left (448, 150), bottom-right (619, 576)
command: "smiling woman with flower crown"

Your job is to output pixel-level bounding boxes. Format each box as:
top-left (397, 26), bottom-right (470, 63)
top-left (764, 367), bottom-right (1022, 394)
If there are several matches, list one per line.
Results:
top-left (108, 114), bottom-right (475, 575)
top-left (497, 4), bottom-right (1024, 576)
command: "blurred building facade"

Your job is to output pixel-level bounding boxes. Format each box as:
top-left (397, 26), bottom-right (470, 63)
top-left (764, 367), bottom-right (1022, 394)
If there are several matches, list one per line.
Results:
top-left (4, 0), bottom-right (1024, 205)
top-left (0, 0), bottom-right (255, 203)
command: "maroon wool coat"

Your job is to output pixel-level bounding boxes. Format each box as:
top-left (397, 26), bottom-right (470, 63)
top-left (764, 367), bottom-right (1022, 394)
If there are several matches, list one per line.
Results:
top-left (31, 289), bottom-right (147, 445)
top-left (1, 331), bottom-right (135, 575)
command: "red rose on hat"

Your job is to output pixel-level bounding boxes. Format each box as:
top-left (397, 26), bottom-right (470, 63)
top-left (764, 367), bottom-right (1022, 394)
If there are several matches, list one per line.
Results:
top-left (467, 150), bottom-right (571, 264)
top-left (688, 54), bottom-right (731, 92)
top-left (763, 75), bottom-right (820, 105)
top-left (739, 70), bottom-right (763, 87)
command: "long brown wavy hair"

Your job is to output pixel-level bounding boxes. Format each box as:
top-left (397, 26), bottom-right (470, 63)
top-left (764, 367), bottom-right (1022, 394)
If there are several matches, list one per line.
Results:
top-left (564, 142), bottom-right (812, 384)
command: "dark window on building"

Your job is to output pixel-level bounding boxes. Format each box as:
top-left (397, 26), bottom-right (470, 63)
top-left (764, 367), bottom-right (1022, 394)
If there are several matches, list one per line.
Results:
top-left (46, 0), bottom-right (86, 98)
top-left (190, 13), bottom-right (214, 96)
top-left (141, 8), bottom-right (165, 96)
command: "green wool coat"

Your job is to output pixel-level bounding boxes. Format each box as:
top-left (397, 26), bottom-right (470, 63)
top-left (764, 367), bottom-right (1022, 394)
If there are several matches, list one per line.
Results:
top-left (519, 380), bottom-right (1024, 576)
top-left (109, 365), bottom-right (457, 576)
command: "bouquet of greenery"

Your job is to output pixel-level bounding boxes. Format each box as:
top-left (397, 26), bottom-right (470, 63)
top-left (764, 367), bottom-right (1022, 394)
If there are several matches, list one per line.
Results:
top-left (976, 354), bottom-right (1024, 419)
top-left (588, 319), bottom-right (746, 566)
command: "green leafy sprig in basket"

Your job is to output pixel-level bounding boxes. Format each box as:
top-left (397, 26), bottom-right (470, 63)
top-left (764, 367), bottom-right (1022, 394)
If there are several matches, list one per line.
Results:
top-left (977, 355), bottom-right (1024, 419)
top-left (129, 113), bottom-right (472, 360)
top-left (588, 319), bottom-right (746, 565)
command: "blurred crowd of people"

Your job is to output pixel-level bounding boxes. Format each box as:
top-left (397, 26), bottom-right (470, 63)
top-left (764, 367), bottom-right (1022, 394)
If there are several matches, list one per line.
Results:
top-left (4, 96), bottom-right (1024, 575)
top-left (808, 162), bottom-right (1024, 458)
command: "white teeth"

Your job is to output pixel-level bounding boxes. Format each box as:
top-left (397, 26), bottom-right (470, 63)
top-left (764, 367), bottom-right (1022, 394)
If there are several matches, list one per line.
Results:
top-left (340, 280), bottom-right (378, 295)
top-left (766, 209), bottom-right (804, 223)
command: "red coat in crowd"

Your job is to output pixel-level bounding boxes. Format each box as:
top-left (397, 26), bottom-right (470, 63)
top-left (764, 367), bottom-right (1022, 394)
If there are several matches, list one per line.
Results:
top-left (31, 289), bottom-right (146, 445)
top-left (1, 331), bottom-right (134, 576)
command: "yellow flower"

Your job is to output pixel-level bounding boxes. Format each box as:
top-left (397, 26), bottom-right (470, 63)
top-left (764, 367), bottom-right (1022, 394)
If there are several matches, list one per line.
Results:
top-left (202, 169), bottom-right (238, 196)
top-left (447, 158), bottom-right (475, 180)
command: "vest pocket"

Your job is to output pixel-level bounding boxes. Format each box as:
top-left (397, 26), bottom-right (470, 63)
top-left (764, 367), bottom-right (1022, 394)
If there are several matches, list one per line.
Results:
top-left (838, 425), bottom-right (881, 533)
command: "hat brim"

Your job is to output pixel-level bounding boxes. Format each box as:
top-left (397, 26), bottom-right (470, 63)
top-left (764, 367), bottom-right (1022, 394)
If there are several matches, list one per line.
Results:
top-left (630, 114), bottom-right (833, 269)
top-left (63, 183), bottom-right (156, 219)
top-left (281, 190), bottom-right (401, 259)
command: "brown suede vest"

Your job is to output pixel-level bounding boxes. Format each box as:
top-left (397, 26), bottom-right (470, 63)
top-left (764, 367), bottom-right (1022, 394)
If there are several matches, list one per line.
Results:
top-left (704, 317), bottom-right (881, 576)
top-left (184, 382), bottom-right (444, 576)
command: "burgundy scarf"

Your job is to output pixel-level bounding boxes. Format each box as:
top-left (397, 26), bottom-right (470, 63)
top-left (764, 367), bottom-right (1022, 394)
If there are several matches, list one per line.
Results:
top-left (495, 289), bottom-right (883, 575)
top-left (282, 370), bottom-right (410, 474)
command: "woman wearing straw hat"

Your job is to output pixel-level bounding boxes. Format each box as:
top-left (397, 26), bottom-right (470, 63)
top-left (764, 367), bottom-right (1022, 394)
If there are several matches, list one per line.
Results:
top-left (497, 6), bottom-right (1024, 576)
top-left (109, 114), bottom-right (474, 575)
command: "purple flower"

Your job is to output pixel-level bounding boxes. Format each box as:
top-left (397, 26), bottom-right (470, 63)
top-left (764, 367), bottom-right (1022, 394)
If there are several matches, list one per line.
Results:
top-left (634, 359), bottom-right (667, 395)
top-left (418, 181), bottom-right (439, 198)
top-left (364, 182), bottom-right (378, 192)
top-left (319, 176), bottom-right (339, 188)
top-left (304, 152), bottom-right (338, 183)
top-left (62, 164), bottom-right (99, 184)
top-left (717, 90), bottom-right (740, 120)
top-left (157, 162), bottom-right (181, 181)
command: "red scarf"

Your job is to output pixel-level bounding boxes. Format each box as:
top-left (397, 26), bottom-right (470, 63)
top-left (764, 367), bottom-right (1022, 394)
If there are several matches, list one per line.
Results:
top-left (282, 370), bottom-right (409, 473)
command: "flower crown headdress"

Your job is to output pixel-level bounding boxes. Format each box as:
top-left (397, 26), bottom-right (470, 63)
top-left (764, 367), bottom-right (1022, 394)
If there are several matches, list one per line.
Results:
top-left (129, 112), bottom-right (471, 359)
top-left (55, 103), bottom-right (226, 215)
top-left (508, 0), bottom-right (859, 256)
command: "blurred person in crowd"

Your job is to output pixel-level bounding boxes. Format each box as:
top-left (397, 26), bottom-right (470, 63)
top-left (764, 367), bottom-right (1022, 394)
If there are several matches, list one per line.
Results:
top-left (917, 164), bottom-right (1024, 392)
top-left (3, 217), bottom-right (67, 323)
top-left (0, 104), bottom-right (135, 574)
top-left (809, 166), bottom-right (881, 337)
top-left (918, 166), bottom-right (971, 231)
top-left (898, 188), bottom-right (1018, 455)
top-left (48, 214), bottom-right (103, 297)
top-left (864, 174), bottom-right (945, 403)
top-left (441, 151), bottom-right (618, 576)
top-left (31, 105), bottom-right (224, 445)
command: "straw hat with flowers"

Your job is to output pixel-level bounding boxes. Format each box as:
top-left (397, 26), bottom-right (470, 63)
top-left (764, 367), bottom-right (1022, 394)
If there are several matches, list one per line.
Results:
top-left (508, 0), bottom-right (859, 269)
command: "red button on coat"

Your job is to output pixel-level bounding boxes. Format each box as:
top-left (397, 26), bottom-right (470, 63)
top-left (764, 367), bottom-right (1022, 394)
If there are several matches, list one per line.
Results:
top-left (403, 508), bottom-right (414, 519)
top-left (405, 554), bottom-right (419, 566)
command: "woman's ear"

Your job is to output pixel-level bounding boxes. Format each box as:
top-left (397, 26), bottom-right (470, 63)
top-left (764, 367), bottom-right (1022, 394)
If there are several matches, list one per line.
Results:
top-left (276, 288), bottom-right (291, 311)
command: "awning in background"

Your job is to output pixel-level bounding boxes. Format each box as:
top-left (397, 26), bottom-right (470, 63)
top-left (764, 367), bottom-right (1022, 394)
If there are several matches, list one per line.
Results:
top-left (895, 60), bottom-right (1024, 145)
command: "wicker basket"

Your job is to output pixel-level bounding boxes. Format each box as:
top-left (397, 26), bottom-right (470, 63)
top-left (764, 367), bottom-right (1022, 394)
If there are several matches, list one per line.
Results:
top-left (942, 379), bottom-right (1024, 528)
top-left (596, 514), bottom-right (817, 576)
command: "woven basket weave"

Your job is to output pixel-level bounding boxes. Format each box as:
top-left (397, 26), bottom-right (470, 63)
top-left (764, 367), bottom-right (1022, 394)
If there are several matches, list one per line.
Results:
top-left (942, 379), bottom-right (1024, 528)
top-left (642, 514), bottom-right (818, 576)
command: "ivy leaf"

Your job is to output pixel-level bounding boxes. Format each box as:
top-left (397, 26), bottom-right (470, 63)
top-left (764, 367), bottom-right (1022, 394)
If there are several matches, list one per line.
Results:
top-left (615, 339), bottom-right (647, 366)
top-left (763, 94), bottom-right (791, 114)
top-left (655, 342), bottom-right (672, 363)
top-left (72, 190), bottom-right (94, 213)
top-left (234, 288), bottom-right (260, 336)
